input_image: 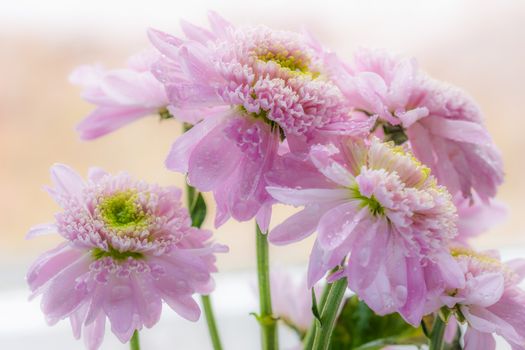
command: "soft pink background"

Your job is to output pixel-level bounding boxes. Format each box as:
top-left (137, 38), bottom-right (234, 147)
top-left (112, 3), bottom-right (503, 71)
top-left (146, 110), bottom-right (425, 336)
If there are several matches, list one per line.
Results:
top-left (1, 0), bottom-right (524, 275)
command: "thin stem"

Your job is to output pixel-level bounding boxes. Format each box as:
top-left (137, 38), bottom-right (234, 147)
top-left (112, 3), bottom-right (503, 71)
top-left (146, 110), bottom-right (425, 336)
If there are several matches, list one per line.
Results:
top-left (303, 282), bottom-right (334, 350)
top-left (256, 223), bottom-right (278, 350)
top-left (185, 182), bottom-right (223, 350)
top-left (129, 330), bottom-right (140, 350)
top-left (311, 277), bottom-right (348, 350)
top-left (201, 295), bottom-right (223, 350)
top-left (429, 316), bottom-right (446, 350)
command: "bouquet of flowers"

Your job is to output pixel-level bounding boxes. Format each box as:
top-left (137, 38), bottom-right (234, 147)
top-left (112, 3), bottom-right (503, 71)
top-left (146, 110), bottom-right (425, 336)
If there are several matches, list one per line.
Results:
top-left (26, 11), bottom-right (525, 350)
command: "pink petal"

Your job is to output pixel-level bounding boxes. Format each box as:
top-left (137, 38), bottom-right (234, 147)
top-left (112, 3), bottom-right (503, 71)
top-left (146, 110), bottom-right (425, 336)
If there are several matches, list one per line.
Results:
top-left (455, 196), bottom-right (507, 243)
top-left (83, 313), bottom-right (106, 350)
top-left (147, 28), bottom-right (183, 59)
top-left (266, 187), bottom-right (349, 206)
top-left (310, 144), bottom-right (354, 187)
top-left (178, 42), bottom-right (217, 85)
top-left (398, 256), bottom-right (426, 326)
top-left (164, 294), bottom-right (201, 322)
top-left (69, 65), bottom-right (104, 88)
top-left (317, 202), bottom-right (367, 250)
top-left (406, 123), bottom-right (437, 172)
top-left (347, 220), bottom-right (387, 291)
top-left (77, 106), bottom-right (152, 140)
top-left (307, 240), bottom-right (329, 287)
top-left (180, 19), bottom-right (215, 44)
top-left (256, 203), bottom-right (272, 234)
top-left (103, 281), bottom-right (136, 343)
top-left (165, 111), bottom-right (230, 173)
top-left (100, 70), bottom-right (167, 107)
top-left (187, 122), bottom-right (243, 191)
top-left (207, 11), bottom-right (234, 39)
top-left (424, 117), bottom-right (491, 144)
top-left (131, 275), bottom-right (162, 328)
top-left (462, 305), bottom-right (522, 344)
top-left (40, 254), bottom-right (91, 322)
top-left (269, 203), bottom-right (331, 245)
top-left (27, 244), bottom-right (85, 295)
top-left (464, 272), bottom-right (504, 307)
top-left (26, 223), bottom-right (57, 239)
top-left (50, 164), bottom-right (85, 200)
top-left (507, 259), bottom-right (525, 283)
top-left (434, 252), bottom-right (466, 290)
top-left (444, 316), bottom-right (458, 343)
top-left (126, 49), bottom-right (160, 72)
top-left (87, 167), bottom-right (109, 183)
top-left (464, 328), bottom-right (496, 350)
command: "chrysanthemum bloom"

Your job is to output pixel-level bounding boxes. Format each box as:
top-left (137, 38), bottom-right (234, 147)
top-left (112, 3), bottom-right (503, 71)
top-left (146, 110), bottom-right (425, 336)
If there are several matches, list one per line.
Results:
top-left (71, 50), bottom-right (178, 140)
top-left (267, 137), bottom-right (463, 325)
top-left (429, 248), bottom-right (525, 350)
top-left (148, 12), bottom-right (371, 230)
top-left (328, 48), bottom-right (503, 200)
top-left (27, 164), bottom-right (227, 349)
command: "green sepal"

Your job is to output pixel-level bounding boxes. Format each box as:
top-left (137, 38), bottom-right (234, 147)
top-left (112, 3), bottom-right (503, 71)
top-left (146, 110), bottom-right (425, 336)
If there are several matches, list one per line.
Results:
top-left (190, 192), bottom-right (207, 228)
top-left (311, 288), bottom-right (323, 327)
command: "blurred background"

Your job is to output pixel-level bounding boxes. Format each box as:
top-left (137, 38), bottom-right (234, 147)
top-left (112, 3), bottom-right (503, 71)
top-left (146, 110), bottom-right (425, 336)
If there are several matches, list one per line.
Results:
top-left (1, 0), bottom-right (524, 348)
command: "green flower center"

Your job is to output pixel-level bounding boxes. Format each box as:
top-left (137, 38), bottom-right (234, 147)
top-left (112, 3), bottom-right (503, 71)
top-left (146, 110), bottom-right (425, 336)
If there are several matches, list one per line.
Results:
top-left (91, 246), bottom-right (144, 261)
top-left (258, 50), bottom-right (310, 73)
top-left (99, 191), bottom-right (147, 229)
top-left (351, 187), bottom-right (385, 216)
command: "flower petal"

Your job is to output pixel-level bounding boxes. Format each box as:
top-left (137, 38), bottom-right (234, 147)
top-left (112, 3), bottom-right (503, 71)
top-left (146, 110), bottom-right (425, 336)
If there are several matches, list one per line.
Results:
top-left (77, 106), bottom-right (152, 140)
top-left (464, 272), bottom-right (504, 307)
top-left (310, 144), bottom-right (355, 187)
top-left (26, 223), bottom-right (57, 239)
top-left (317, 202), bottom-right (367, 250)
top-left (269, 203), bottom-right (332, 245)
top-left (50, 164), bottom-right (85, 200)
top-left (424, 117), bottom-right (491, 145)
top-left (464, 328), bottom-right (496, 350)
top-left (83, 313), bottom-right (106, 350)
top-left (266, 187), bottom-right (349, 207)
top-left (165, 111), bottom-right (230, 173)
top-left (187, 122), bottom-right (243, 191)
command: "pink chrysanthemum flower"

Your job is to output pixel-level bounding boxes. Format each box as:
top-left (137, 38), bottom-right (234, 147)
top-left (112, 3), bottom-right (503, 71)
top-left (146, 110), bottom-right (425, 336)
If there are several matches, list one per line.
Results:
top-left (71, 50), bottom-right (178, 140)
top-left (328, 48), bottom-right (503, 200)
top-left (148, 12), bottom-right (371, 230)
top-left (266, 137), bottom-right (463, 325)
top-left (429, 248), bottom-right (525, 350)
top-left (27, 164), bottom-right (227, 350)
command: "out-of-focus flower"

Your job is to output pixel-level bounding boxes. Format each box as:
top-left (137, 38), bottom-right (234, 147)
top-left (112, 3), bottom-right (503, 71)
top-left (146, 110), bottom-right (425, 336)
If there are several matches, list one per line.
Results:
top-left (267, 137), bottom-right (463, 325)
top-left (453, 193), bottom-right (507, 246)
top-left (27, 164), bottom-right (227, 350)
top-left (148, 12), bottom-right (371, 230)
top-left (429, 248), bottom-right (525, 350)
top-left (270, 270), bottom-right (319, 336)
top-left (328, 48), bottom-right (503, 200)
top-left (71, 50), bottom-right (174, 140)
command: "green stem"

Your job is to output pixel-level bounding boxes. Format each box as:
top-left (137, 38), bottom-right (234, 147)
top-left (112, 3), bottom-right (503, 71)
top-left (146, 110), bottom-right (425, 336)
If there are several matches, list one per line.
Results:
top-left (429, 316), bottom-right (446, 350)
top-left (303, 282), bottom-right (334, 350)
top-left (311, 278), bottom-right (348, 350)
top-left (185, 182), bottom-right (223, 350)
top-left (129, 330), bottom-right (140, 350)
top-left (201, 295), bottom-right (223, 350)
top-left (256, 223), bottom-right (278, 350)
